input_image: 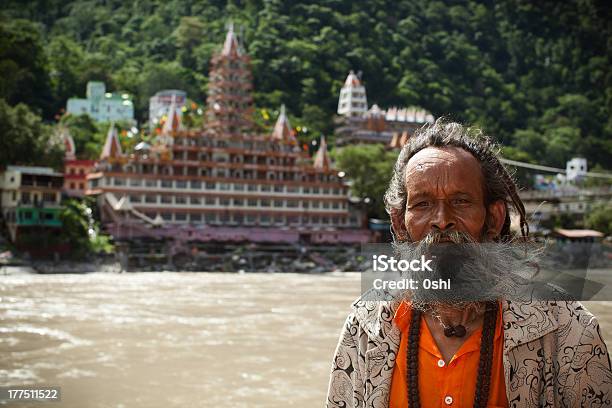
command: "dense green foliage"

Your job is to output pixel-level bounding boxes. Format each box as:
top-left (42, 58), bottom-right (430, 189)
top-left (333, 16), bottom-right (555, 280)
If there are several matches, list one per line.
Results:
top-left (585, 203), bottom-right (612, 235)
top-left (0, 19), bottom-right (53, 117)
top-left (333, 144), bottom-right (398, 217)
top-left (0, 0), bottom-right (610, 170)
top-left (0, 99), bottom-right (63, 168)
top-left (60, 198), bottom-right (114, 258)
top-left (59, 114), bottom-right (137, 160)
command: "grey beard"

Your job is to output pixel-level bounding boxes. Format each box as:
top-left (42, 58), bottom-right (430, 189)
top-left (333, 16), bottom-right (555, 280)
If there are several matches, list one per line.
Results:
top-left (391, 231), bottom-right (540, 312)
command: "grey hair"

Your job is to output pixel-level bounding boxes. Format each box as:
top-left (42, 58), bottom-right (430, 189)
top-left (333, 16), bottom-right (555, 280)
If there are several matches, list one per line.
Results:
top-left (383, 118), bottom-right (528, 242)
top-left (392, 230), bottom-right (542, 309)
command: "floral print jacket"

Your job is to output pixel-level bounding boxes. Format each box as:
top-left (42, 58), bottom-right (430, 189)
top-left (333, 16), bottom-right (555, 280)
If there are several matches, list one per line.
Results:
top-left (326, 297), bottom-right (612, 407)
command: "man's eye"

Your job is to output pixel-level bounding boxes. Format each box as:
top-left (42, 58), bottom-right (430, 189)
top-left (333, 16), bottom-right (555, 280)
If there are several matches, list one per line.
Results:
top-left (452, 198), bottom-right (469, 205)
top-left (412, 201), bottom-right (430, 208)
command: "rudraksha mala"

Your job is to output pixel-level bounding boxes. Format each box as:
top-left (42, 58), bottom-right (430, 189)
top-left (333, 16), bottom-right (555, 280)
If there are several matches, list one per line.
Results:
top-left (406, 301), bottom-right (498, 408)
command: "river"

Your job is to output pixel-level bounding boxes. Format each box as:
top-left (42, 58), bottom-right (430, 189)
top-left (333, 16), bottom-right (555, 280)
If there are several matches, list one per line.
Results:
top-left (1, 272), bottom-right (611, 407)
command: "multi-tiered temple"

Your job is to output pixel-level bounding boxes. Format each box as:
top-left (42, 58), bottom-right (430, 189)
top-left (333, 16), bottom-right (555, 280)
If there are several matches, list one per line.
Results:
top-left (334, 71), bottom-right (435, 147)
top-left (86, 26), bottom-right (370, 247)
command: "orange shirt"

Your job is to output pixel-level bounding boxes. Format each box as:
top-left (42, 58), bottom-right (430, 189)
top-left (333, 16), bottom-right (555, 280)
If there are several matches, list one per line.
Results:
top-left (389, 301), bottom-right (508, 408)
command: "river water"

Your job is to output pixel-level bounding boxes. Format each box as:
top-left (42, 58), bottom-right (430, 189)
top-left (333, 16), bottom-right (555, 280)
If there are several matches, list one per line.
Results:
top-left (1, 272), bottom-right (611, 408)
top-left (0, 272), bottom-right (362, 407)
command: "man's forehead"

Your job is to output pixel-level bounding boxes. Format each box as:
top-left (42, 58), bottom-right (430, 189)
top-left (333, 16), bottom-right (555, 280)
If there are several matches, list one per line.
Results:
top-left (407, 146), bottom-right (478, 169)
top-left (404, 146), bottom-right (484, 189)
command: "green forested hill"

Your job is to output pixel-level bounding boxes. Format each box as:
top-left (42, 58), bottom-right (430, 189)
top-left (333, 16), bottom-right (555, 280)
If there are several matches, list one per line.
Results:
top-left (1, 0), bottom-right (610, 169)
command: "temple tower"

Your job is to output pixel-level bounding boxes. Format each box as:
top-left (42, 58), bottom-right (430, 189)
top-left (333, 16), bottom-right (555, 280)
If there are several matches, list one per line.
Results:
top-left (337, 70), bottom-right (368, 117)
top-left (205, 23), bottom-right (254, 137)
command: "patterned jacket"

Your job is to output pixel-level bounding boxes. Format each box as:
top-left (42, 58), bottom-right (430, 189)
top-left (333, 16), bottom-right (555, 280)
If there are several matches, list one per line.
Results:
top-left (326, 297), bottom-right (612, 407)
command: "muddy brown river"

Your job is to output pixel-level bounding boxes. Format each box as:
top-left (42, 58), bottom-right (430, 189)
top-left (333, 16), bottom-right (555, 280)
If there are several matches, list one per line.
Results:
top-left (1, 272), bottom-right (611, 407)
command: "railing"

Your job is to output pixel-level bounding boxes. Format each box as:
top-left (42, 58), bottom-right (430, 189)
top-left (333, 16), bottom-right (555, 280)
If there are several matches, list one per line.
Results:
top-left (519, 186), bottom-right (612, 200)
top-left (20, 178), bottom-right (63, 188)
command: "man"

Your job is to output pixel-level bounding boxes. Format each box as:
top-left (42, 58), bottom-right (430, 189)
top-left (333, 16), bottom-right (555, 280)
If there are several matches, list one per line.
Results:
top-left (326, 120), bottom-right (612, 407)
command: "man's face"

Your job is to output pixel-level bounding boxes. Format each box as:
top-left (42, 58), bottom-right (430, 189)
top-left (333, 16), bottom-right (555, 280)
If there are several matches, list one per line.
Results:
top-left (401, 147), bottom-right (488, 242)
top-left (390, 146), bottom-right (515, 306)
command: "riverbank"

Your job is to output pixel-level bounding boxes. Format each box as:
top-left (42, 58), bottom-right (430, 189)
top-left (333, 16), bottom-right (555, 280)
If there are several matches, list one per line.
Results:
top-left (1, 256), bottom-right (122, 275)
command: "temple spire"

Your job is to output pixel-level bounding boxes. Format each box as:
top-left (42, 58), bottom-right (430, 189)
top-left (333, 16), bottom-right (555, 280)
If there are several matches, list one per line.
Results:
top-left (271, 104), bottom-right (296, 144)
top-left (222, 21), bottom-right (243, 56)
top-left (162, 94), bottom-right (183, 134)
top-left (313, 135), bottom-right (331, 169)
top-left (100, 123), bottom-right (122, 160)
top-left (60, 127), bottom-right (76, 160)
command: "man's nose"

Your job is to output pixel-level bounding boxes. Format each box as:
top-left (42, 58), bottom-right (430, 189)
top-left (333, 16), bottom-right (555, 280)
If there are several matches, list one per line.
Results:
top-left (430, 201), bottom-right (456, 232)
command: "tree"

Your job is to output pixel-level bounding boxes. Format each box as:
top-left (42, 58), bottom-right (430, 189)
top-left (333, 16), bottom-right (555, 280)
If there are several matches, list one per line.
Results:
top-left (0, 99), bottom-right (62, 168)
top-left (0, 18), bottom-right (53, 117)
top-left (544, 126), bottom-right (581, 168)
top-left (585, 204), bottom-right (612, 235)
top-left (60, 197), bottom-right (114, 259)
top-left (512, 129), bottom-right (546, 160)
top-left (47, 35), bottom-right (86, 116)
top-left (333, 144), bottom-right (398, 218)
top-left (59, 113), bottom-right (105, 159)
top-left (173, 16), bottom-right (206, 70)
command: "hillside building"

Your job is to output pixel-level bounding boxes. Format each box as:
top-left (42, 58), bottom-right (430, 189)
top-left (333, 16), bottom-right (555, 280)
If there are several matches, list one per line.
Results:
top-left (67, 81), bottom-right (134, 123)
top-left (0, 166), bottom-right (63, 243)
top-left (337, 70), bottom-right (368, 117)
top-left (334, 71), bottom-right (434, 147)
top-left (149, 90), bottom-right (187, 129)
top-left (60, 127), bottom-right (95, 197)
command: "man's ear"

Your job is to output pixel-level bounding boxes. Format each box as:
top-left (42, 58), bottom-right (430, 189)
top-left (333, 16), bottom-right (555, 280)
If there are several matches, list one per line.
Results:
top-left (486, 200), bottom-right (506, 239)
top-left (390, 208), bottom-right (409, 242)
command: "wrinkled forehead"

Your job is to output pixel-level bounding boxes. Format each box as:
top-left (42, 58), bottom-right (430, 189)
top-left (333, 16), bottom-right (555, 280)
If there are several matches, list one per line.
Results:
top-left (404, 146), bottom-right (485, 197)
